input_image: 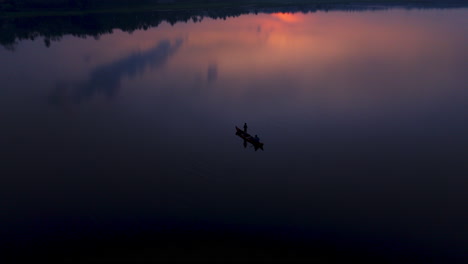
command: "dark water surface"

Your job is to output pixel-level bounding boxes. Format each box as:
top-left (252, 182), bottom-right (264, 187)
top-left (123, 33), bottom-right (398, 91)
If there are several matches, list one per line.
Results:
top-left (1, 8), bottom-right (467, 263)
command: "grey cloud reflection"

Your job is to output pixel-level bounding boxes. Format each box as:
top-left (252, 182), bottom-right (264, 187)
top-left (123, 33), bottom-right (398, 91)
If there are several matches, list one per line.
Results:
top-left (49, 38), bottom-right (183, 105)
top-left (207, 64), bottom-right (218, 83)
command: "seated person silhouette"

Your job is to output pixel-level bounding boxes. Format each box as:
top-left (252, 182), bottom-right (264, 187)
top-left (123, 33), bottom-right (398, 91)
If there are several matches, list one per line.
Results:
top-left (254, 135), bottom-right (260, 142)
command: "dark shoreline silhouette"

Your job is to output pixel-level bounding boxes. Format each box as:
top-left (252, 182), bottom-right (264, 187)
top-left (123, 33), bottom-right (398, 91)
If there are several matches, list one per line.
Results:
top-left (1, 1), bottom-right (467, 50)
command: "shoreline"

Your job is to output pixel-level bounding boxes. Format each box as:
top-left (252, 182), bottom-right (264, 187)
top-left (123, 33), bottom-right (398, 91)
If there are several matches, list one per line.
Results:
top-left (1, 1), bottom-right (467, 49)
top-left (1, 0), bottom-right (467, 18)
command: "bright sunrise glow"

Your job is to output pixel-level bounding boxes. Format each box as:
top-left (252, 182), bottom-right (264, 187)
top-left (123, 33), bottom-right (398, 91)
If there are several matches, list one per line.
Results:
top-left (271, 12), bottom-right (302, 23)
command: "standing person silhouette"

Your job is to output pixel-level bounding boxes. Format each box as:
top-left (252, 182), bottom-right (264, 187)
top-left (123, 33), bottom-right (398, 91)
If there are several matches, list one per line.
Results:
top-left (243, 123), bottom-right (248, 133)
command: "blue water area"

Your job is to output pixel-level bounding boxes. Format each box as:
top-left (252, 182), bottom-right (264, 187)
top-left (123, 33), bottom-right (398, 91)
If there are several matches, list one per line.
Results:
top-left (0, 6), bottom-right (467, 263)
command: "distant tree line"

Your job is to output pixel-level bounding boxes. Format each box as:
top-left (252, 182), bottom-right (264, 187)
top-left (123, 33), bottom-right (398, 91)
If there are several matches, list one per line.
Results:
top-left (3, 0), bottom-right (245, 11)
top-left (1, 0), bottom-right (467, 50)
top-left (1, 0), bottom-right (143, 10)
top-left (1, 0), bottom-right (466, 11)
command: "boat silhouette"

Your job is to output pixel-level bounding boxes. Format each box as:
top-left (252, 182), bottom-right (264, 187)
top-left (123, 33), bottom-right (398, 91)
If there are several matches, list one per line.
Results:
top-left (235, 126), bottom-right (264, 151)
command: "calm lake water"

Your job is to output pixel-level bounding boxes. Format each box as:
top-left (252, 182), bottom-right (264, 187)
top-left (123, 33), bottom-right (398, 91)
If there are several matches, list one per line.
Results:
top-left (1, 7), bottom-right (467, 263)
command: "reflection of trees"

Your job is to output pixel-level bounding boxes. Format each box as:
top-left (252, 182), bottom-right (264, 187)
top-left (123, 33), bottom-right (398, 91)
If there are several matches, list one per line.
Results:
top-left (3, 8), bottom-right (314, 49)
top-left (0, 12), bottom-right (165, 50)
top-left (1, 1), bottom-right (466, 50)
top-left (49, 39), bottom-right (183, 105)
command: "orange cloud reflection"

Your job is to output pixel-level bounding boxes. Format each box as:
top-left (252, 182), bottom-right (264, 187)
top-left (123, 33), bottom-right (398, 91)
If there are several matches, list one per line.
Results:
top-left (50, 10), bottom-right (467, 110)
top-left (271, 12), bottom-right (302, 23)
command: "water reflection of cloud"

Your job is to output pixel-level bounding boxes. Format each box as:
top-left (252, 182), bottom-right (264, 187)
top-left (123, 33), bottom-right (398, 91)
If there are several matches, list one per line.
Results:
top-left (50, 39), bottom-right (183, 105)
top-left (207, 64), bottom-right (218, 83)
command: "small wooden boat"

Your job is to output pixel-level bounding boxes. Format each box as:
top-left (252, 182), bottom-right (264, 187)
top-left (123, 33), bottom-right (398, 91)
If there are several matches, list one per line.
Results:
top-left (235, 126), bottom-right (264, 150)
